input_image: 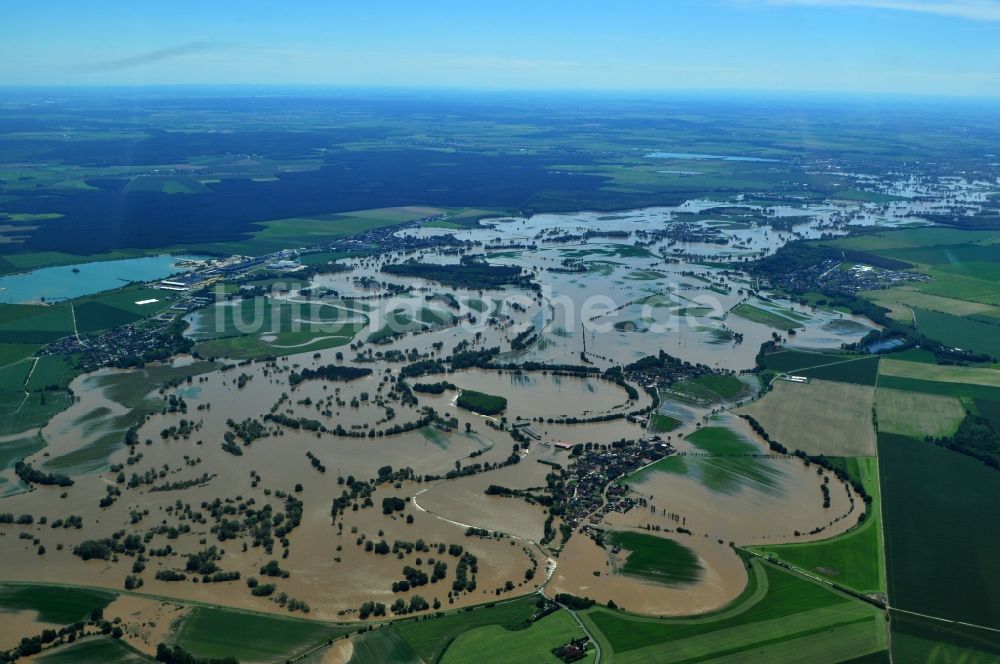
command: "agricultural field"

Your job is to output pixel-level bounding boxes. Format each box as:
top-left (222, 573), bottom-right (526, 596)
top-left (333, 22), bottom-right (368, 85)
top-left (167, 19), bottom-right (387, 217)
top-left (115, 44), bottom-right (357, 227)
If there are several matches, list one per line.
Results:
top-left (863, 287), bottom-right (1000, 320)
top-left (581, 558), bottom-right (887, 664)
top-left (757, 348), bottom-right (861, 373)
top-left (35, 637), bottom-right (152, 664)
top-left (189, 295), bottom-right (366, 357)
top-left (889, 611), bottom-right (1000, 664)
top-left (874, 387), bottom-right (965, 439)
top-left (393, 596), bottom-right (542, 663)
top-left (738, 378), bottom-right (877, 456)
top-left (629, 424), bottom-right (786, 496)
top-left (878, 433), bottom-right (1000, 631)
top-left (731, 303), bottom-right (801, 330)
top-left (819, 229), bottom-right (1000, 307)
top-left (2, 90), bottom-right (1000, 664)
top-left (913, 307), bottom-right (1000, 358)
top-left (879, 358), bottom-right (1000, 387)
top-left (605, 531), bottom-right (703, 586)
top-left (441, 609), bottom-right (592, 664)
top-left (751, 457), bottom-right (884, 595)
top-left (649, 413), bottom-right (681, 433)
top-left (795, 356), bottom-right (880, 386)
top-left (0, 584), bottom-right (116, 624)
top-left (666, 374), bottom-right (752, 406)
top-left (172, 606), bottom-right (350, 661)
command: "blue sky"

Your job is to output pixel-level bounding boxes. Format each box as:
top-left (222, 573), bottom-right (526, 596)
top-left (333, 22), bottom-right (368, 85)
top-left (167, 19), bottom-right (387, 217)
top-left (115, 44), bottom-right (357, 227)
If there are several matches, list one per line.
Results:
top-left (1, 0), bottom-right (998, 96)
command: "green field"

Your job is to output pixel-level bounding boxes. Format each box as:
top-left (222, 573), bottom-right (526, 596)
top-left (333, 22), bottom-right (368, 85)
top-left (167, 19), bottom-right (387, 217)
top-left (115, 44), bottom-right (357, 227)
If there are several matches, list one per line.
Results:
top-left (0, 390), bottom-right (74, 436)
top-left (606, 531), bottom-right (703, 586)
top-left (394, 596), bottom-right (540, 663)
top-left (441, 609), bottom-right (591, 664)
top-left (194, 334), bottom-right (274, 360)
top-left (0, 303), bottom-right (75, 344)
top-left (0, 434), bottom-right (45, 496)
top-left (173, 606), bottom-right (350, 661)
top-left (0, 584), bottom-right (116, 624)
top-left (668, 374), bottom-right (750, 405)
top-left (581, 558), bottom-right (887, 663)
top-left (0, 357), bottom-right (33, 391)
top-left (752, 457), bottom-right (884, 594)
top-left (195, 206), bottom-right (446, 255)
top-left (878, 359), bottom-right (1000, 400)
top-left (878, 433), bottom-right (1000, 630)
top-left (346, 629), bottom-right (421, 664)
top-left (796, 356), bottom-right (880, 386)
top-left (758, 349), bottom-right (859, 373)
top-left (0, 285), bottom-right (178, 348)
top-left (36, 637), bottom-right (152, 664)
top-left (189, 296), bottom-right (365, 357)
top-left (821, 228), bottom-right (1000, 252)
top-left (686, 374), bottom-right (748, 399)
top-left (456, 389), bottom-right (507, 416)
top-left (889, 610), bottom-right (1000, 663)
top-left (649, 414), bottom-right (681, 433)
top-left (875, 387), bottom-right (965, 439)
top-left (913, 307), bottom-right (1000, 358)
top-left (0, 342), bottom-right (42, 366)
top-left (630, 426), bottom-right (782, 496)
top-left (25, 355), bottom-right (76, 391)
top-left (731, 303), bottom-right (801, 330)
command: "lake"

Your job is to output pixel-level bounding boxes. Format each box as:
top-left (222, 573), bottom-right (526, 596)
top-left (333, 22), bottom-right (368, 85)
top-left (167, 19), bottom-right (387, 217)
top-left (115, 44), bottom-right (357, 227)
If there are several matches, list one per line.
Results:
top-left (0, 254), bottom-right (202, 303)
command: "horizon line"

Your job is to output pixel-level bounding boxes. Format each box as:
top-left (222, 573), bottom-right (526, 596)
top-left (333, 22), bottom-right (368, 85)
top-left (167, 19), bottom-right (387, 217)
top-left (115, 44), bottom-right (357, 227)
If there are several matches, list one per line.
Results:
top-left (1, 83), bottom-right (999, 103)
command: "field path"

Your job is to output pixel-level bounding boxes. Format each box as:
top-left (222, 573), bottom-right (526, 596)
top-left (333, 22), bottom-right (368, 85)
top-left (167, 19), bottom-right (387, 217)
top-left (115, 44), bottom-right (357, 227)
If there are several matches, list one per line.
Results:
top-left (69, 302), bottom-right (80, 340)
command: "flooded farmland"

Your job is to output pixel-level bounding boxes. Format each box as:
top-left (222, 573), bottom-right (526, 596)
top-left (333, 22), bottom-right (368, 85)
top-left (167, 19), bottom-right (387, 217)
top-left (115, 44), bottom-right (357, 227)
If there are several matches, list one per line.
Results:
top-left (1, 201), bottom-right (886, 632)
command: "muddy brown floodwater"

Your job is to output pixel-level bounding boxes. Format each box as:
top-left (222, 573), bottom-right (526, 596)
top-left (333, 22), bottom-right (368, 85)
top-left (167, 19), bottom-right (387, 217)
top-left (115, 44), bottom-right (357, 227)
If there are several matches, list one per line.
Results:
top-left (0, 205), bottom-right (886, 633)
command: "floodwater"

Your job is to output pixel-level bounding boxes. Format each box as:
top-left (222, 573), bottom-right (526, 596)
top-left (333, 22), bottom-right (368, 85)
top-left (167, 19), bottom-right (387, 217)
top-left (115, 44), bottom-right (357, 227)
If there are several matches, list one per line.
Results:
top-left (547, 526), bottom-right (748, 616)
top-left (0, 199), bottom-right (903, 625)
top-left (0, 254), bottom-right (202, 303)
top-left (625, 416), bottom-right (862, 546)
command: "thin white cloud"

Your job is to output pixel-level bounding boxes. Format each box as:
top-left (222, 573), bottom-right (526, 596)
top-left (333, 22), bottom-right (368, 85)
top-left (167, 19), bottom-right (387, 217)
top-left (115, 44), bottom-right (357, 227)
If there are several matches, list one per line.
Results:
top-left (759, 0), bottom-right (1000, 20)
